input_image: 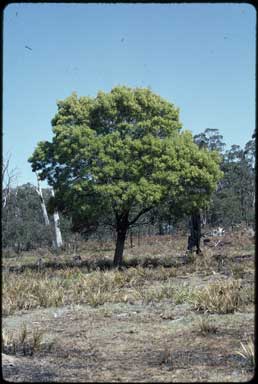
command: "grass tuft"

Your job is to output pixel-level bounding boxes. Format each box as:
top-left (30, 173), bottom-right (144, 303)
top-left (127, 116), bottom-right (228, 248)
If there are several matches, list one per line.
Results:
top-left (192, 279), bottom-right (243, 314)
top-left (2, 323), bottom-right (46, 356)
top-left (197, 315), bottom-right (218, 335)
top-left (236, 338), bottom-right (255, 368)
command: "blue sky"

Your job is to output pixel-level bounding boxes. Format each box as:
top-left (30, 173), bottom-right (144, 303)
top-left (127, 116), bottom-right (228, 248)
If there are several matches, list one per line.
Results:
top-left (3, 3), bottom-right (256, 186)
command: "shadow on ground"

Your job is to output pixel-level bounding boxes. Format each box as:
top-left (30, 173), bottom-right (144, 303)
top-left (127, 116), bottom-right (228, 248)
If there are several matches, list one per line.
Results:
top-left (3, 254), bottom-right (190, 274)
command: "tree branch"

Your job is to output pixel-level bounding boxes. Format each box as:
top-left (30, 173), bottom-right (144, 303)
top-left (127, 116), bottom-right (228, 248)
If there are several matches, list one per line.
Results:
top-left (128, 206), bottom-right (153, 226)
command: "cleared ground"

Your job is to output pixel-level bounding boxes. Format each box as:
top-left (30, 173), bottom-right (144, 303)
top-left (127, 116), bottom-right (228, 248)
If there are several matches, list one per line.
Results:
top-left (2, 231), bottom-right (255, 382)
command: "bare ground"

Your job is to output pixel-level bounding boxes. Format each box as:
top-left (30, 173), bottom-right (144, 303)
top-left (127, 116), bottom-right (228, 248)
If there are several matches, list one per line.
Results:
top-left (2, 289), bottom-right (254, 382)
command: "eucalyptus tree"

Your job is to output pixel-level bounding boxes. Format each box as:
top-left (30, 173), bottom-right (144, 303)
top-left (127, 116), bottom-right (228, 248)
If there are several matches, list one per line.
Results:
top-left (194, 128), bottom-right (226, 153)
top-left (2, 154), bottom-right (18, 209)
top-left (223, 142), bottom-right (255, 226)
top-left (2, 183), bottom-right (53, 251)
top-left (29, 86), bottom-right (222, 266)
top-left (203, 132), bottom-right (255, 228)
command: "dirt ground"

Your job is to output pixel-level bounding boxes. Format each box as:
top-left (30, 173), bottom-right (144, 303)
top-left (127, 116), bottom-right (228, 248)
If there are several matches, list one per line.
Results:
top-left (2, 288), bottom-right (254, 382)
top-left (2, 233), bottom-right (255, 382)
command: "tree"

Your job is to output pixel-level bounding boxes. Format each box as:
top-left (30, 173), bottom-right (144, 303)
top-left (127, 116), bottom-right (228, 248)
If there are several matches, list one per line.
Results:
top-left (2, 154), bottom-right (18, 209)
top-left (2, 183), bottom-right (53, 251)
top-left (223, 142), bottom-right (255, 226)
top-left (204, 134), bottom-right (255, 229)
top-left (193, 128), bottom-right (226, 227)
top-left (2, 183), bottom-right (71, 252)
top-left (34, 174), bottom-right (63, 249)
top-left (187, 210), bottom-right (201, 254)
top-left (35, 172), bottom-right (50, 226)
top-left (50, 188), bottom-right (63, 248)
top-left (194, 128), bottom-right (226, 153)
top-left (29, 86), bottom-right (222, 266)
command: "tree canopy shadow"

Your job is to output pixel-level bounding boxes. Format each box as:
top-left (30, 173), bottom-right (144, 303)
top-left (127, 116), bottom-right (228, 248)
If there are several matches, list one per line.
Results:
top-left (4, 254), bottom-right (189, 274)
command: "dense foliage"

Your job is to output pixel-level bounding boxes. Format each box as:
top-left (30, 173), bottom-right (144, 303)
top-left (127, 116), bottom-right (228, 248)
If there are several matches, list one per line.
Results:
top-left (28, 87), bottom-right (222, 264)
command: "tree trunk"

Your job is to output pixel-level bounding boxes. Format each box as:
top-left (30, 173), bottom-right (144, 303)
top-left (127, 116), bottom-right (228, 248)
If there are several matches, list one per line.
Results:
top-left (113, 212), bottom-right (129, 267)
top-left (35, 174), bottom-right (50, 226)
top-left (51, 189), bottom-right (63, 248)
top-left (159, 222), bottom-right (164, 236)
top-left (137, 228), bottom-right (141, 247)
top-left (202, 209), bottom-right (207, 226)
top-left (114, 227), bottom-right (127, 267)
top-left (187, 210), bottom-right (201, 254)
top-left (130, 230), bottom-right (133, 248)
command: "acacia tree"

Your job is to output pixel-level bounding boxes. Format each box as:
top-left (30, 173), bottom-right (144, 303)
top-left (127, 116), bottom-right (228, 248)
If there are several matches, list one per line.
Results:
top-left (29, 86), bottom-right (222, 266)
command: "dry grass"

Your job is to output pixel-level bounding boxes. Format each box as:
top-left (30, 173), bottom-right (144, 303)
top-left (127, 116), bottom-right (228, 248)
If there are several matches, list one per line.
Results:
top-left (235, 338), bottom-right (255, 368)
top-left (231, 264), bottom-right (246, 279)
top-left (173, 284), bottom-right (194, 304)
top-left (2, 323), bottom-right (47, 356)
top-left (197, 315), bottom-right (218, 335)
top-left (2, 230), bottom-right (254, 316)
top-left (2, 231), bottom-right (255, 383)
top-left (2, 266), bottom-right (178, 315)
top-left (192, 278), bottom-right (243, 314)
top-left (2, 266), bottom-right (194, 314)
top-left (5, 270), bottom-right (247, 316)
top-left (158, 346), bottom-right (174, 366)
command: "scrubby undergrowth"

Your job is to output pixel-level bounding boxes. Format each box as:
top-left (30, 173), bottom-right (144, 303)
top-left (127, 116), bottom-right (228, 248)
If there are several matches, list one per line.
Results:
top-left (2, 230), bottom-right (255, 382)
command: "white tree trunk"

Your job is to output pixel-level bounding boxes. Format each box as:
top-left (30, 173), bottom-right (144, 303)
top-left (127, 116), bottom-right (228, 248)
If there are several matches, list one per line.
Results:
top-left (51, 189), bottom-right (63, 248)
top-left (2, 154), bottom-right (18, 209)
top-left (2, 192), bottom-right (8, 209)
top-left (35, 173), bottom-right (50, 226)
top-left (201, 210), bottom-right (207, 226)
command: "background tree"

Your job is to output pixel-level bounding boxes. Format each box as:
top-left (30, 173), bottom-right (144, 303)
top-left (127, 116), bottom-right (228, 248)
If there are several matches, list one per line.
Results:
top-left (194, 128), bottom-right (226, 153)
top-left (2, 154), bottom-right (18, 209)
top-left (193, 128), bottom-right (226, 226)
top-left (2, 183), bottom-right (71, 252)
top-left (222, 143), bottom-right (255, 226)
top-left (2, 183), bottom-right (53, 251)
top-left (29, 86), bottom-right (222, 266)
top-left (194, 129), bottom-right (255, 229)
